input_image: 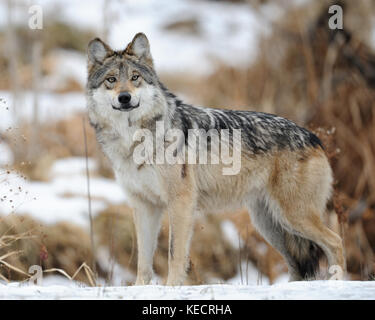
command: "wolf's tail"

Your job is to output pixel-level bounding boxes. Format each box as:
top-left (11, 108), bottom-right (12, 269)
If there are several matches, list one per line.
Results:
top-left (284, 232), bottom-right (324, 280)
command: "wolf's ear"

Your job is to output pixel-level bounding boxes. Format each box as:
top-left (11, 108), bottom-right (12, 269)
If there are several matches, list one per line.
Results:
top-left (87, 38), bottom-right (112, 65)
top-left (125, 33), bottom-right (153, 67)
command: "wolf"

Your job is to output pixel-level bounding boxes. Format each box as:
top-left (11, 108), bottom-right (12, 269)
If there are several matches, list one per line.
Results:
top-left (86, 33), bottom-right (345, 285)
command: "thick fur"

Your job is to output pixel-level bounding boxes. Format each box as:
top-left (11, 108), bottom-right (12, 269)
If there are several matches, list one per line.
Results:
top-left (86, 33), bottom-right (345, 285)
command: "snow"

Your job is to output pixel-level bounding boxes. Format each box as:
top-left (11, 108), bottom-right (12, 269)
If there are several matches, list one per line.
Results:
top-left (106, 0), bottom-right (266, 74)
top-left (50, 157), bottom-right (96, 177)
top-left (0, 90), bottom-right (86, 131)
top-left (221, 220), bottom-right (240, 249)
top-left (0, 281), bottom-right (374, 300)
top-left (43, 49), bottom-right (88, 91)
top-left (0, 142), bottom-right (13, 166)
top-left (0, 0), bottom-right (268, 76)
top-left (95, 247), bottom-right (136, 286)
top-left (0, 157), bottom-right (125, 228)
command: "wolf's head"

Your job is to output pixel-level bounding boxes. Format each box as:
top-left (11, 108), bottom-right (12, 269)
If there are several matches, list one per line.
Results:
top-left (86, 33), bottom-right (168, 124)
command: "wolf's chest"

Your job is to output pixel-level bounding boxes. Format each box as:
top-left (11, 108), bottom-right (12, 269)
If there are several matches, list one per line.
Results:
top-left (98, 131), bottom-right (132, 167)
top-left (97, 129), bottom-right (164, 205)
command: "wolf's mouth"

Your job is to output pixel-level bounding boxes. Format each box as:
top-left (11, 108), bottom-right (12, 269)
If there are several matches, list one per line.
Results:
top-left (112, 102), bottom-right (140, 112)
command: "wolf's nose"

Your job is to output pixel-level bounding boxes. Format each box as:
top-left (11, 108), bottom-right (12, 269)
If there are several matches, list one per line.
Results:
top-left (118, 92), bottom-right (131, 104)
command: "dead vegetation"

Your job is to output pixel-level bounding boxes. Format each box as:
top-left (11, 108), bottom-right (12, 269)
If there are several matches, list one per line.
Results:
top-left (0, 207), bottom-right (239, 285)
top-left (0, 214), bottom-right (100, 284)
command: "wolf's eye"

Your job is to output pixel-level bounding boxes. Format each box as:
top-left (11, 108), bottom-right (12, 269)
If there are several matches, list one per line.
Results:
top-left (131, 74), bottom-right (139, 81)
top-left (106, 77), bottom-right (116, 83)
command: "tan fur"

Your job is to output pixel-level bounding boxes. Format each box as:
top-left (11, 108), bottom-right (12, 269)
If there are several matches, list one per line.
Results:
top-left (129, 146), bottom-right (344, 284)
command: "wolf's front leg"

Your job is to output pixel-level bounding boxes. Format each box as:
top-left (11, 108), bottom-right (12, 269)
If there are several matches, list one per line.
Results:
top-left (166, 195), bottom-right (195, 286)
top-left (132, 201), bottom-right (163, 285)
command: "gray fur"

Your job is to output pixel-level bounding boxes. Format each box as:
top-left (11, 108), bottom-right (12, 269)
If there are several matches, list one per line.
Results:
top-left (88, 38), bottom-right (111, 64)
top-left (168, 94), bottom-right (323, 154)
top-left (249, 195), bottom-right (323, 280)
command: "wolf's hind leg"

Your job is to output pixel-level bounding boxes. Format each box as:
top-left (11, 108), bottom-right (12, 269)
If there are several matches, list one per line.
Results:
top-left (247, 199), bottom-right (321, 281)
top-left (132, 201), bottom-right (163, 285)
top-left (283, 209), bottom-right (346, 279)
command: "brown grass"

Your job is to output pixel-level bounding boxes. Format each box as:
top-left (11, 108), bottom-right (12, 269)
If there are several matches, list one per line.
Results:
top-left (0, 214), bottom-right (102, 284)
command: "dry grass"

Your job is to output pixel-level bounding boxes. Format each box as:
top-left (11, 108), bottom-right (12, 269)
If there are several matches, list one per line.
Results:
top-left (0, 207), bottom-right (246, 285)
top-left (0, 215), bottom-right (101, 285)
top-left (0, 221), bottom-right (34, 282)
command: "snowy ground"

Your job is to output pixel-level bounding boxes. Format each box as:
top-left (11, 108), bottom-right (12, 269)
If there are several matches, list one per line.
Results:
top-left (0, 281), bottom-right (374, 300)
top-left (0, 157), bottom-right (124, 228)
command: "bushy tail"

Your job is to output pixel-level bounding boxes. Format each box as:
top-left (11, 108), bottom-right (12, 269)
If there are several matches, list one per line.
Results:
top-left (284, 232), bottom-right (324, 280)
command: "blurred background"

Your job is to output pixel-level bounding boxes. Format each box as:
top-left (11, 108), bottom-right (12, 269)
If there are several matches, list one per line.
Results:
top-left (0, 0), bottom-right (375, 286)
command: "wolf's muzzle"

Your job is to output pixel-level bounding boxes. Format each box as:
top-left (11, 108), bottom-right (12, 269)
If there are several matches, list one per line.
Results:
top-left (112, 92), bottom-right (140, 111)
top-left (112, 102), bottom-right (140, 112)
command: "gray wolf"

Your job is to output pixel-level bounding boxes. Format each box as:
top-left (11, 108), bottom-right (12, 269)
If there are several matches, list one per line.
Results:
top-left (86, 33), bottom-right (345, 285)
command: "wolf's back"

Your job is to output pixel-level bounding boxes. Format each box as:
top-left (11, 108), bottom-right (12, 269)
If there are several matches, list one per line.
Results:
top-left (173, 104), bottom-right (323, 154)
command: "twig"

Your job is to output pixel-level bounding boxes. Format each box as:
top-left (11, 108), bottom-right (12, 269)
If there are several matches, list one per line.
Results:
top-left (44, 262), bottom-right (96, 287)
top-left (0, 251), bottom-right (29, 277)
top-left (82, 116), bottom-right (97, 278)
top-left (238, 231), bottom-right (243, 285)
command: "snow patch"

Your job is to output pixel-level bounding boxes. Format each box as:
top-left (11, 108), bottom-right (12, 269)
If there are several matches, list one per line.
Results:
top-left (0, 0), bottom-right (268, 76)
top-left (0, 91), bottom-right (86, 132)
top-left (0, 281), bottom-right (374, 300)
top-left (221, 220), bottom-right (240, 249)
top-left (0, 157), bottom-right (125, 228)
top-left (0, 142), bottom-right (13, 166)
